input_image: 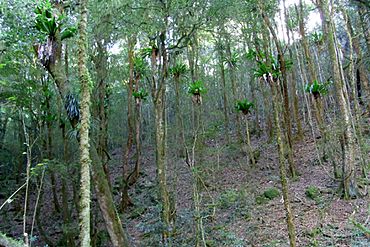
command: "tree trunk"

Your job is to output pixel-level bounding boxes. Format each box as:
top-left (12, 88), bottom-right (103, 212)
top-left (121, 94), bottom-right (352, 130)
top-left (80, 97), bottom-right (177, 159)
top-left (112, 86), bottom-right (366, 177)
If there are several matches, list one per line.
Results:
top-left (154, 31), bottom-right (172, 241)
top-left (77, 0), bottom-right (91, 245)
top-left (261, 10), bottom-right (296, 178)
top-left (35, 2), bottom-right (130, 245)
top-left (217, 38), bottom-right (230, 144)
top-left (271, 81), bottom-right (297, 247)
top-left (317, 0), bottom-right (358, 198)
top-left (244, 116), bottom-right (255, 167)
top-left (121, 37), bottom-right (136, 211)
top-left (0, 108), bottom-right (8, 150)
top-left (225, 40), bottom-right (242, 142)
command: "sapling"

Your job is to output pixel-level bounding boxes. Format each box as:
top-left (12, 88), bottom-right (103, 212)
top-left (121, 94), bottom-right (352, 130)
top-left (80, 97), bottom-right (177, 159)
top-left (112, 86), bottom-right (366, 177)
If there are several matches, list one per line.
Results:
top-left (235, 99), bottom-right (256, 167)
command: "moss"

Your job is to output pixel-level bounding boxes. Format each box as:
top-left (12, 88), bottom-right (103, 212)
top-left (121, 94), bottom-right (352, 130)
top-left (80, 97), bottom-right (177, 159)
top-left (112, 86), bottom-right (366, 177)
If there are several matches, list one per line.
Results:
top-left (305, 186), bottom-right (320, 200)
top-left (263, 187), bottom-right (280, 200)
top-left (255, 195), bottom-right (269, 204)
top-left (256, 187), bottom-right (280, 204)
top-left (218, 189), bottom-right (239, 208)
top-left (0, 232), bottom-right (24, 247)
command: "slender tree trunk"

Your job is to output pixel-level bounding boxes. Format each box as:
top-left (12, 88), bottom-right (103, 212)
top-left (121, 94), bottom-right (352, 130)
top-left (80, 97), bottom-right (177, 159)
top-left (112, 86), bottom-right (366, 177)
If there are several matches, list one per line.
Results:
top-left (128, 75), bottom-right (143, 185)
top-left (261, 9), bottom-right (296, 178)
top-left (271, 81), bottom-right (297, 247)
top-left (284, 1), bottom-right (303, 140)
top-left (244, 115), bottom-right (255, 167)
top-left (42, 79), bottom-right (61, 214)
top-left (217, 39), bottom-right (230, 144)
top-left (225, 40), bottom-right (242, 142)
top-left (36, 14), bottom-right (130, 246)
top-left (358, 6), bottom-right (370, 54)
top-left (174, 74), bottom-right (187, 156)
top-left (347, 10), bottom-right (370, 113)
top-left (94, 39), bottom-right (111, 185)
top-left (0, 109), bottom-right (8, 150)
top-left (121, 37), bottom-right (136, 211)
top-left (343, 9), bottom-right (368, 177)
top-left (318, 0), bottom-right (358, 198)
top-left (77, 0), bottom-right (91, 245)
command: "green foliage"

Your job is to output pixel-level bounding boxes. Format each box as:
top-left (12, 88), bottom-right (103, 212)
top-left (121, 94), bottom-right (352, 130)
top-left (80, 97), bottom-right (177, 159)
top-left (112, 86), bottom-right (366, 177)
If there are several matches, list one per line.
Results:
top-left (256, 187), bottom-right (280, 204)
top-left (0, 232), bottom-right (24, 247)
top-left (263, 187), bottom-right (280, 200)
top-left (245, 49), bottom-right (258, 61)
top-left (311, 31), bottom-right (324, 46)
top-left (235, 99), bottom-right (254, 115)
top-left (224, 52), bottom-right (240, 68)
top-left (305, 80), bottom-right (330, 98)
top-left (60, 26), bottom-right (77, 40)
top-left (218, 189), bottom-right (239, 209)
top-left (245, 49), bottom-right (265, 62)
top-left (169, 62), bottom-right (187, 77)
top-left (139, 47), bottom-right (153, 58)
top-left (255, 195), bottom-right (268, 204)
top-left (251, 53), bottom-right (293, 81)
top-left (34, 0), bottom-right (76, 40)
top-left (133, 56), bottom-right (147, 76)
top-left (34, 0), bottom-right (62, 37)
top-left (129, 206), bottom-right (147, 219)
top-left (305, 185), bottom-right (320, 200)
top-left (188, 80), bottom-right (207, 95)
top-left (253, 57), bottom-right (280, 79)
top-left (132, 88), bottom-right (148, 100)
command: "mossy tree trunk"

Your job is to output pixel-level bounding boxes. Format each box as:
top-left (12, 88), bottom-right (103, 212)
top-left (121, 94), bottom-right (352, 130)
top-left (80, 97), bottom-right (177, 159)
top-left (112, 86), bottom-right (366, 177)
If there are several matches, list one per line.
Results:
top-left (34, 2), bottom-right (130, 246)
top-left (283, 1), bottom-right (303, 141)
top-left (343, 9), bottom-right (368, 178)
top-left (216, 35), bottom-right (230, 144)
top-left (244, 115), bottom-right (255, 167)
top-left (129, 74), bottom-right (143, 185)
top-left (173, 72), bottom-right (187, 157)
top-left (121, 36), bottom-right (136, 211)
top-left (77, 0), bottom-right (91, 245)
top-left (225, 39), bottom-right (242, 143)
top-left (149, 28), bottom-right (172, 242)
top-left (261, 8), bottom-right (296, 178)
top-left (317, 0), bottom-right (359, 199)
top-left (270, 78), bottom-right (297, 247)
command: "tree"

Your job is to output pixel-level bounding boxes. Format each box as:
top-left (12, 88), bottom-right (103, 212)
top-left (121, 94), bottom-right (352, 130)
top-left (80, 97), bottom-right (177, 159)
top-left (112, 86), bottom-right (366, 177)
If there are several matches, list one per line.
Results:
top-left (32, 1), bottom-right (130, 245)
top-left (77, 0), bottom-right (91, 245)
top-left (315, 0), bottom-right (359, 199)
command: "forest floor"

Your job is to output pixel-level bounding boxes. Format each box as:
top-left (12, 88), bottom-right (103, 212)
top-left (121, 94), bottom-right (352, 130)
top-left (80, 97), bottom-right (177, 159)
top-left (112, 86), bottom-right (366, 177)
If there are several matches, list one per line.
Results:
top-left (1, 127), bottom-right (370, 246)
top-left (119, 129), bottom-right (370, 247)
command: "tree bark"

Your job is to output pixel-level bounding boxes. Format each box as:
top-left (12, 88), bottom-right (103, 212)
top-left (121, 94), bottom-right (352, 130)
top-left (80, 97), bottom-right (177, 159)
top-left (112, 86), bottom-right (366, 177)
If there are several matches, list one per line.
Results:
top-left (271, 80), bottom-right (297, 247)
top-left (317, 0), bottom-right (358, 198)
top-left (121, 37), bottom-right (136, 211)
top-left (261, 9), bottom-right (296, 178)
top-left (216, 36), bottom-right (230, 144)
top-left (77, 0), bottom-right (91, 245)
top-left (35, 3), bottom-right (130, 246)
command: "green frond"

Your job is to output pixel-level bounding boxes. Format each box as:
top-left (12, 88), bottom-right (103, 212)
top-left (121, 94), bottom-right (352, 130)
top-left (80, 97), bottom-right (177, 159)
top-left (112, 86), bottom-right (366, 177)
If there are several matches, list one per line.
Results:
top-left (304, 80), bottom-right (330, 97)
top-left (140, 47), bottom-right (153, 58)
top-left (133, 55), bottom-right (148, 76)
top-left (61, 26), bottom-right (77, 40)
top-left (235, 99), bottom-right (254, 114)
top-left (169, 62), bottom-right (187, 77)
top-left (188, 80), bottom-right (207, 95)
top-left (132, 88), bottom-right (148, 100)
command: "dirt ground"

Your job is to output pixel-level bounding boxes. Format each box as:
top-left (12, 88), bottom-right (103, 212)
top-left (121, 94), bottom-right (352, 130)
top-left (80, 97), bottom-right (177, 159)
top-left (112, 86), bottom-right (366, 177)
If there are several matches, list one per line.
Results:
top-left (1, 129), bottom-right (369, 247)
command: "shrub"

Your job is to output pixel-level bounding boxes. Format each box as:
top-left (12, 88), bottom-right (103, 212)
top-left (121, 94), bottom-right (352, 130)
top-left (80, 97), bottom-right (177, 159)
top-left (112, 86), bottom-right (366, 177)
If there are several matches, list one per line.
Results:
top-left (305, 185), bottom-right (320, 200)
top-left (263, 187), bottom-right (280, 200)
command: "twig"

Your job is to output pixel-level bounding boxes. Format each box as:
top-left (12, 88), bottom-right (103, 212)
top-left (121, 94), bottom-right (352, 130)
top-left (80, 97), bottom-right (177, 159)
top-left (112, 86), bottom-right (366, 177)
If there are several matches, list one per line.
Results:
top-left (0, 182), bottom-right (27, 211)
